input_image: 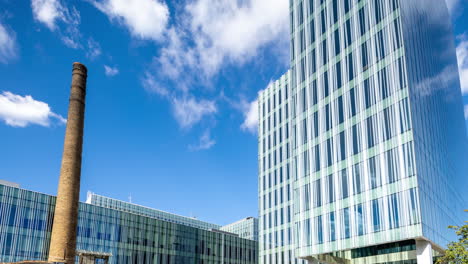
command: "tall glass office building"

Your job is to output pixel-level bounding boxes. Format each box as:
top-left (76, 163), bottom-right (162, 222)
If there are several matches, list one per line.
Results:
top-left (259, 71), bottom-right (308, 264)
top-left (0, 184), bottom-right (258, 264)
top-left (259, 0), bottom-right (468, 264)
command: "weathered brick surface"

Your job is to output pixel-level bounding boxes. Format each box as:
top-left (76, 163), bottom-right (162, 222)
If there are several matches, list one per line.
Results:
top-left (48, 63), bottom-right (87, 264)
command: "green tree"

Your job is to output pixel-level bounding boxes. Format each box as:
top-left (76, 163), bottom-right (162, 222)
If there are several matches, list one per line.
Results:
top-left (437, 210), bottom-right (468, 264)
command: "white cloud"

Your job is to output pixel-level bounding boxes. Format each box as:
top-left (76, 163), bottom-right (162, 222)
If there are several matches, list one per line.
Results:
top-left (145, 0), bottom-right (288, 130)
top-left (142, 72), bottom-right (217, 129)
top-left (158, 0), bottom-right (289, 79)
top-left (31, 0), bottom-right (82, 49)
top-left (157, 28), bottom-right (195, 81)
top-left (86, 38), bottom-right (102, 59)
top-left (0, 91), bottom-right (66, 127)
top-left (456, 36), bottom-right (468, 94)
top-left (31, 0), bottom-right (62, 31)
top-left (142, 72), bottom-right (169, 97)
top-left (445, 0), bottom-right (462, 16)
top-left (465, 105), bottom-right (468, 120)
top-left (239, 80), bottom-right (274, 134)
top-left (241, 98), bottom-right (258, 134)
top-left (415, 65), bottom-right (461, 99)
top-left (104, 65), bottom-right (119, 77)
top-left (0, 23), bottom-right (17, 64)
top-left (91, 0), bottom-right (169, 41)
top-left (142, 73), bottom-right (217, 129)
top-left (172, 96), bottom-right (217, 129)
top-left (189, 0), bottom-right (288, 72)
top-left (189, 130), bottom-right (216, 151)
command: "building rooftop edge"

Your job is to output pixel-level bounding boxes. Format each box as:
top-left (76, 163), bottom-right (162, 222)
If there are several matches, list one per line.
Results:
top-left (0, 183), bottom-right (254, 243)
top-left (0, 183), bottom-right (223, 230)
top-left (86, 191), bottom-right (221, 228)
top-left (221, 216), bottom-right (258, 228)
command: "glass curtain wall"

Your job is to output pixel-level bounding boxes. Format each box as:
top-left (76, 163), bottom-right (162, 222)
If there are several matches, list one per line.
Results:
top-left (0, 184), bottom-right (258, 264)
top-left (289, 0), bottom-right (423, 258)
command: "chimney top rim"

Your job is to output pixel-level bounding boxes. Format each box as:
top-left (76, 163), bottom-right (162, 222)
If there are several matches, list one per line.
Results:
top-left (72, 62), bottom-right (88, 73)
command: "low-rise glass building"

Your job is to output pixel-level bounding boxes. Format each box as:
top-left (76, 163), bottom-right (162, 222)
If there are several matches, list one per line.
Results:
top-left (220, 217), bottom-right (259, 241)
top-left (0, 184), bottom-right (258, 264)
top-left (86, 192), bottom-right (221, 231)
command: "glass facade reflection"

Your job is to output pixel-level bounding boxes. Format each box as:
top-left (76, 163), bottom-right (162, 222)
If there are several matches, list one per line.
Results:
top-left (259, 71), bottom-right (305, 264)
top-left (0, 184), bottom-right (258, 264)
top-left (259, 0), bottom-right (467, 263)
top-left (220, 217), bottom-right (259, 241)
top-left (87, 192), bottom-right (221, 231)
top-left (399, 0), bottom-right (468, 250)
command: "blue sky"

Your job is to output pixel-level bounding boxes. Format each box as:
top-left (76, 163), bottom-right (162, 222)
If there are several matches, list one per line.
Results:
top-left (0, 0), bottom-right (467, 226)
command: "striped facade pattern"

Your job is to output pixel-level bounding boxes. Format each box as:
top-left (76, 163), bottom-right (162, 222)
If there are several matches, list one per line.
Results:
top-left (260, 0), bottom-right (467, 263)
top-left (289, 0), bottom-right (422, 257)
top-left (398, 0), bottom-right (468, 250)
top-left (220, 217), bottom-right (259, 241)
top-left (0, 184), bottom-right (257, 264)
top-left (258, 71), bottom-right (306, 264)
top-left (87, 192), bottom-right (221, 231)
